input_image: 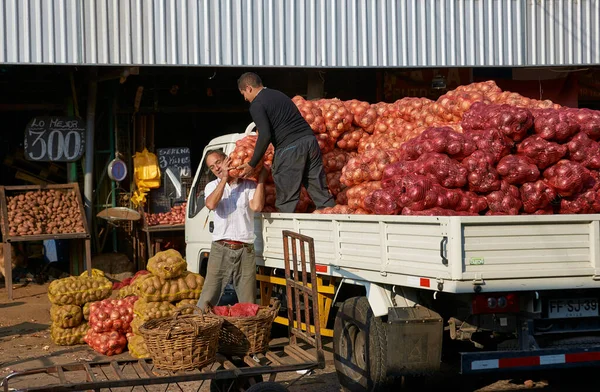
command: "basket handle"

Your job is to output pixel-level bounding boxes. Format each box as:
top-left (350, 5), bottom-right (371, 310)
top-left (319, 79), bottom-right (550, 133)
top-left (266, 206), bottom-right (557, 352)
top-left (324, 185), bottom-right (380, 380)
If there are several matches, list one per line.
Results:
top-left (166, 304), bottom-right (205, 339)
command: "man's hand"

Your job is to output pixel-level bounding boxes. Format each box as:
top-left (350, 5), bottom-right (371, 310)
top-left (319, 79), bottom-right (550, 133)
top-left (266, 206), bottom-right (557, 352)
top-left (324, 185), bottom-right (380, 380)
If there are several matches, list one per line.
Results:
top-left (236, 162), bottom-right (254, 178)
top-left (219, 157), bottom-right (232, 181)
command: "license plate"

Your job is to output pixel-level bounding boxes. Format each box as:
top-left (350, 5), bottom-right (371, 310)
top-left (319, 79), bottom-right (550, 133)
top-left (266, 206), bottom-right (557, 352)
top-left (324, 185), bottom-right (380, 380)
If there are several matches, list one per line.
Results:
top-left (547, 298), bottom-right (599, 319)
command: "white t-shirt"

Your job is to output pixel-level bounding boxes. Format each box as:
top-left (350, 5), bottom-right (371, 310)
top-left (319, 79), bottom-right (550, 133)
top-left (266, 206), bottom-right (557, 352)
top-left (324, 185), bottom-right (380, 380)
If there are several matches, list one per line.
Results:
top-left (204, 178), bottom-right (257, 243)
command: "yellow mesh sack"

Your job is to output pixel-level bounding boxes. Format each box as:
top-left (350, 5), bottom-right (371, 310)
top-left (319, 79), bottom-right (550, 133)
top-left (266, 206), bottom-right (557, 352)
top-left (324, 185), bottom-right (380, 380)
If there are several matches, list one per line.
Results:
top-left (50, 304), bottom-right (83, 329)
top-left (147, 249), bottom-right (187, 279)
top-left (174, 299), bottom-right (198, 315)
top-left (136, 272), bottom-right (204, 302)
top-left (50, 322), bottom-right (89, 346)
top-left (48, 275), bottom-right (112, 306)
top-left (133, 298), bottom-right (176, 322)
top-left (79, 269), bottom-right (105, 278)
top-left (82, 302), bottom-right (90, 321)
top-left (128, 334), bottom-right (150, 359)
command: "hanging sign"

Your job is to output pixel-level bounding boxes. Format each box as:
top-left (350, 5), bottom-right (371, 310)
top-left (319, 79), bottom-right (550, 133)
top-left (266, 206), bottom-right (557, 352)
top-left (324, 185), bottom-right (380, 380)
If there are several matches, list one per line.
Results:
top-left (156, 147), bottom-right (192, 177)
top-left (24, 117), bottom-right (86, 162)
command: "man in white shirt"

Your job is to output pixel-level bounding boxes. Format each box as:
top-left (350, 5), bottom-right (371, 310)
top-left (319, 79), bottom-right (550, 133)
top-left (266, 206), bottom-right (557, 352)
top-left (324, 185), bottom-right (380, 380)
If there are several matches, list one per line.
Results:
top-left (197, 149), bottom-right (267, 309)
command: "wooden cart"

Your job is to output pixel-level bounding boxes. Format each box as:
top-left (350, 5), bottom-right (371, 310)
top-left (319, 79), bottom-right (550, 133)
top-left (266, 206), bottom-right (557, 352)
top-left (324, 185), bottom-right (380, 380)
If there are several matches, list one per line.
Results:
top-left (0, 183), bottom-right (92, 300)
top-left (1, 231), bottom-right (326, 391)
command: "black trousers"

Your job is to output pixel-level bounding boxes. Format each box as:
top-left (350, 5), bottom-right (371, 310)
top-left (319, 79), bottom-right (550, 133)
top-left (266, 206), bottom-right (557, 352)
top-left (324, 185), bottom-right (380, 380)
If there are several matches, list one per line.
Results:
top-left (272, 135), bottom-right (336, 213)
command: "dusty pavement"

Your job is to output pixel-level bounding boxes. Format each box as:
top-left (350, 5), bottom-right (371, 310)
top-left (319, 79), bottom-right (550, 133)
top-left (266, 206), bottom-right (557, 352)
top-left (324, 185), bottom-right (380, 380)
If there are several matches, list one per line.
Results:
top-left (0, 282), bottom-right (597, 391)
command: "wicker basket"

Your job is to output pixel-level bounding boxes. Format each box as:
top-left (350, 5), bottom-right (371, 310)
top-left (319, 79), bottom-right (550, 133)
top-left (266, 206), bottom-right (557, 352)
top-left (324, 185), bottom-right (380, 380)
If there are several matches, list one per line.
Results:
top-left (139, 305), bottom-right (223, 371)
top-left (208, 300), bottom-right (280, 357)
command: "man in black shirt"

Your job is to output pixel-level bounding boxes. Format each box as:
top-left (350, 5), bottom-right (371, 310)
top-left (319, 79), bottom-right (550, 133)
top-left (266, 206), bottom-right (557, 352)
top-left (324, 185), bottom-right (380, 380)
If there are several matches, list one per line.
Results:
top-left (236, 72), bottom-right (335, 213)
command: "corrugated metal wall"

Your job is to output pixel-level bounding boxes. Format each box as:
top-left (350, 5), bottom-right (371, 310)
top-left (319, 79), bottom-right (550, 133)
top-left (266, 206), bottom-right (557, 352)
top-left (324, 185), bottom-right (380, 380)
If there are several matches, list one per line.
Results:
top-left (0, 0), bottom-right (598, 67)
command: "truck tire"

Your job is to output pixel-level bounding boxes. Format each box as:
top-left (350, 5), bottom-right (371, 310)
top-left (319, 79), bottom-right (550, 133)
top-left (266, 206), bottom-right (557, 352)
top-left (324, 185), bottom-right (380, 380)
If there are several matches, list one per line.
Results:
top-left (333, 296), bottom-right (390, 392)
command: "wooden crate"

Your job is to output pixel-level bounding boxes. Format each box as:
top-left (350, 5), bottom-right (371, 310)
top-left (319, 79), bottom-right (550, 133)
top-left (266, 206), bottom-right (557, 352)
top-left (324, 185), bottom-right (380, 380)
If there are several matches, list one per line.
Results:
top-left (0, 183), bottom-right (90, 242)
top-left (0, 183), bottom-right (92, 301)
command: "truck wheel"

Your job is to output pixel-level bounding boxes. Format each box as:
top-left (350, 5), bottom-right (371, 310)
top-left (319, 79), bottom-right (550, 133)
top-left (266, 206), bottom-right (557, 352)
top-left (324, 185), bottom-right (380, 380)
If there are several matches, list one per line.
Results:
top-left (334, 296), bottom-right (389, 392)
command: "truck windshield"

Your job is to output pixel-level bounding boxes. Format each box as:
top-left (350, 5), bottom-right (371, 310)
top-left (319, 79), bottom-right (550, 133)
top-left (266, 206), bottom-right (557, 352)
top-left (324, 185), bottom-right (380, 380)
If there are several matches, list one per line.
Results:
top-left (188, 150), bottom-right (219, 218)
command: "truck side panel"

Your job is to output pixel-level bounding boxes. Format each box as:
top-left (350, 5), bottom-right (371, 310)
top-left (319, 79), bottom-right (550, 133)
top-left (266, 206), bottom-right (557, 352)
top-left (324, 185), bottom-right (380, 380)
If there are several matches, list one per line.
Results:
top-left (461, 219), bottom-right (599, 280)
top-left (258, 214), bottom-right (451, 279)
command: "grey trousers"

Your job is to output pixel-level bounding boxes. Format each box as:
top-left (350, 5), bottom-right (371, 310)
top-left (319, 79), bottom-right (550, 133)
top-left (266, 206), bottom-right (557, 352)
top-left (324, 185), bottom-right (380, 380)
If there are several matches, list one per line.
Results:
top-left (272, 135), bottom-right (336, 213)
top-left (196, 241), bottom-right (257, 309)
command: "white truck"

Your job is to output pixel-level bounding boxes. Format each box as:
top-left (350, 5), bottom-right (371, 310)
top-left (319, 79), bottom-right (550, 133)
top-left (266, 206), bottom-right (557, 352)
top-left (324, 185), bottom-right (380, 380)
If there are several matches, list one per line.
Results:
top-left (186, 124), bottom-right (600, 391)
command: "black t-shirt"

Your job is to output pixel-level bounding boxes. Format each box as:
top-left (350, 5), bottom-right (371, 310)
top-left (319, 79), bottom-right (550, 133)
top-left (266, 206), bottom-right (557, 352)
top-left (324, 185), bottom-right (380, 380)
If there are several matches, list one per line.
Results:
top-left (248, 88), bottom-right (314, 168)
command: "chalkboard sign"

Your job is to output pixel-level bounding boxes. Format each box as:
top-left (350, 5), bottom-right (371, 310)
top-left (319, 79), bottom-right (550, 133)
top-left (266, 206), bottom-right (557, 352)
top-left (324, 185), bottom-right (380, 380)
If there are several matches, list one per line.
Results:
top-left (24, 117), bottom-right (85, 162)
top-left (156, 147), bottom-right (191, 177)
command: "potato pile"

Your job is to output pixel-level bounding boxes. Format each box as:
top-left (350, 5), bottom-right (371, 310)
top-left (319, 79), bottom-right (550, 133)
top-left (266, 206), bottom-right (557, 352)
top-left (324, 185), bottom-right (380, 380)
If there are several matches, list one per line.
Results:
top-left (6, 189), bottom-right (86, 236)
top-left (48, 271), bottom-right (112, 346)
top-left (125, 250), bottom-right (204, 358)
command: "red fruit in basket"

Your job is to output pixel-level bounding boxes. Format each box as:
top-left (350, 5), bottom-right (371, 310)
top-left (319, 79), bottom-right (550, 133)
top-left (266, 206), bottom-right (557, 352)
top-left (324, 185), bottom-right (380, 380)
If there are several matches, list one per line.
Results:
top-left (230, 303), bottom-right (260, 317)
top-left (213, 306), bottom-right (231, 316)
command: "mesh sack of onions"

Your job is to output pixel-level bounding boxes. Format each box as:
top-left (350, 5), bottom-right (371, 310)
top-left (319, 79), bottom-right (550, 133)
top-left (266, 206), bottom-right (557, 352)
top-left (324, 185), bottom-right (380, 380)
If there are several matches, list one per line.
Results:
top-left (326, 171), bottom-right (345, 196)
top-left (292, 96), bottom-right (327, 134)
top-left (319, 98), bottom-right (354, 139)
top-left (567, 133), bottom-right (600, 170)
top-left (399, 127), bottom-right (476, 161)
top-left (413, 153), bottom-right (468, 189)
top-left (390, 174), bottom-right (438, 211)
top-left (340, 150), bottom-right (399, 187)
top-left (428, 90), bottom-right (490, 124)
top-left (315, 133), bottom-right (337, 154)
top-left (491, 91), bottom-right (559, 110)
top-left (227, 136), bottom-right (274, 179)
top-left (559, 187), bottom-right (600, 214)
top-left (530, 108), bottom-right (580, 142)
top-left (465, 129), bottom-right (514, 164)
top-left (496, 155), bottom-right (540, 185)
top-left (312, 204), bottom-right (356, 215)
top-left (336, 188), bottom-right (349, 205)
top-left (402, 207), bottom-right (477, 216)
top-left (372, 117), bottom-right (407, 136)
top-left (543, 160), bottom-right (590, 197)
top-left (516, 135), bottom-right (568, 169)
top-left (347, 181), bottom-right (382, 210)
top-left (520, 180), bottom-right (558, 214)
top-left (322, 149), bottom-right (352, 173)
top-left (381, 161), bottom-right (418, 189)
top-left (485, 181), bottom-right (523, 215)
top-left (364, 189), bottom-right (399, 215)
top-left (462, 102), bottom-right (533, 142)
top-left (359, 133), bottom-right (405, 154)
top-left (345, 99), bottom-right (378, 134)
top-left (565, 108), bottom-right (600, 140)
top-left (461, 150), bottom-right (502, 193)
top-left (337, 127), bottom-right (368, 151)
top-left (394, 97), bottom-right (434, 123)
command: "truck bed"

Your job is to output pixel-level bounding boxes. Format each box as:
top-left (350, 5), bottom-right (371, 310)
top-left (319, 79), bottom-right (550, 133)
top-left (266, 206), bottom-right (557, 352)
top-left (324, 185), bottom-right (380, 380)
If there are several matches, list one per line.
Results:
top-left (254, 213), bottom-right (600, 293)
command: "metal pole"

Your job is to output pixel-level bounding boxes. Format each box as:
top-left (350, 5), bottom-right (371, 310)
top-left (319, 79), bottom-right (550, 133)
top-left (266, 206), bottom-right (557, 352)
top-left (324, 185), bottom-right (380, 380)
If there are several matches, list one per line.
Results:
top-left (84, 69), bottom-right (98, 235)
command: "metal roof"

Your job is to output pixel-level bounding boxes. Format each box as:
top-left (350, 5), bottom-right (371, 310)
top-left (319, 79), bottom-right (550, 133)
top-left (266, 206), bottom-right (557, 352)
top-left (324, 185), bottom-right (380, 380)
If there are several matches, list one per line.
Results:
top-left (0, 0), bottom-right (598, 67)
